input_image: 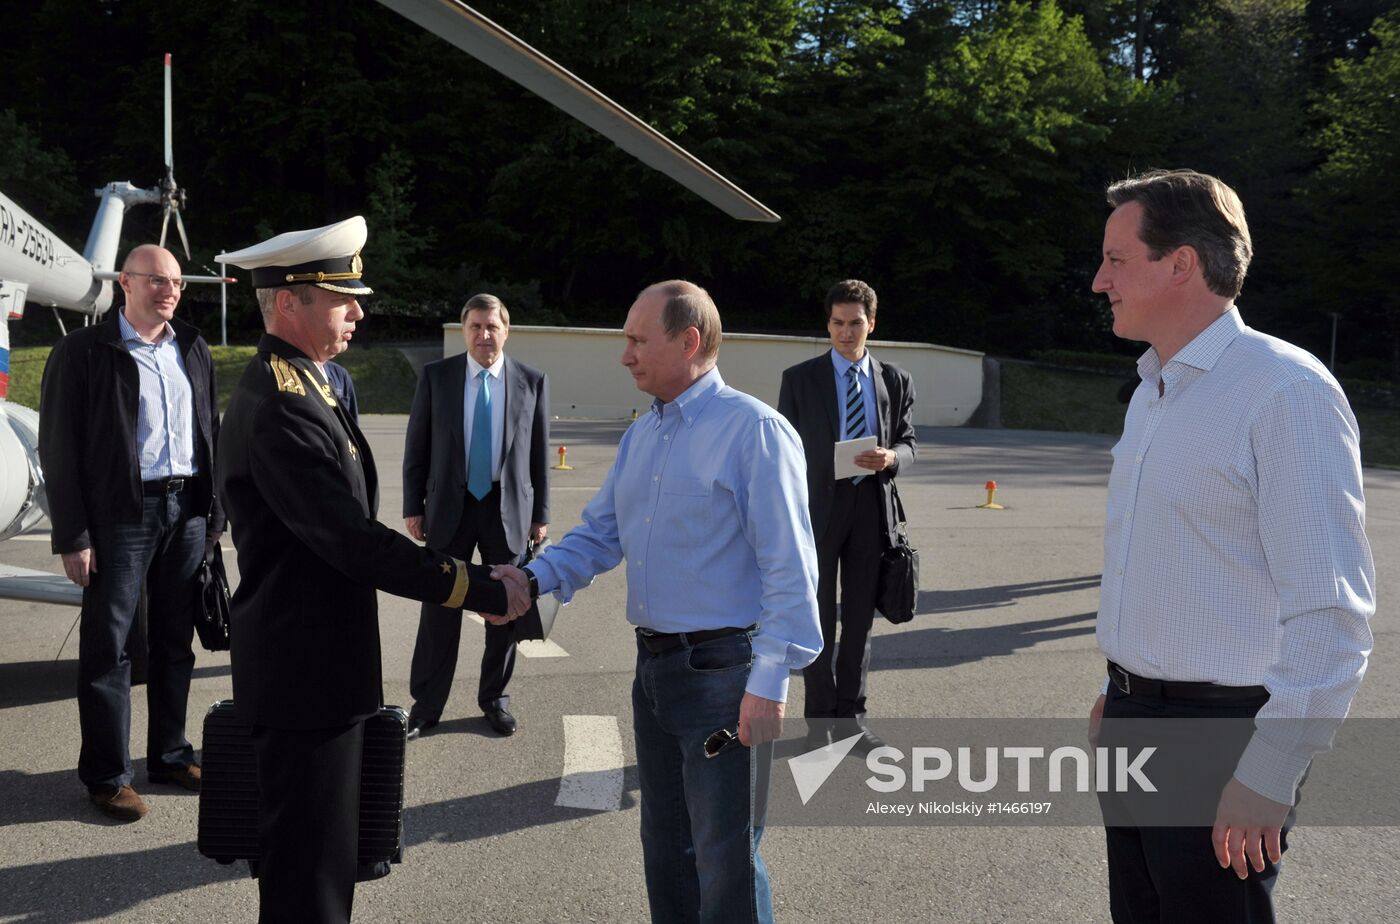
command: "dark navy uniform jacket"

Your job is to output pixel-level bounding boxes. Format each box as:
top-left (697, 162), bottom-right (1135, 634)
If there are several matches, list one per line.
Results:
top-left (218, 334), bottom-right (506, 729)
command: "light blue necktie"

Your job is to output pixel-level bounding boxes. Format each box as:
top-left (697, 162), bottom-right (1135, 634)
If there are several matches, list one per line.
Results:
top-left (845, 365), bottom-right (869, 484)
top-left (468, 369), bottom-right (493, 500)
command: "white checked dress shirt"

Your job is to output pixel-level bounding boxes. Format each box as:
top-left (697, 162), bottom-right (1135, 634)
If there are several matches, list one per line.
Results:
top-left (1098, 307), bottom-right (1375, 803)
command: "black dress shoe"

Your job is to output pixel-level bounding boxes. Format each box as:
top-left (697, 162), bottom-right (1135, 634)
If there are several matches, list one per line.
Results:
top-left (406, 716), bottom-right (438, 741)
top-left (483, 707), bottom-right (517, 736)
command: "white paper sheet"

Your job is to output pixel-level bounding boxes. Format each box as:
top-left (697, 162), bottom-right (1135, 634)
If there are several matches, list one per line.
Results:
top-left (834, 436), bottom-right (878, 480)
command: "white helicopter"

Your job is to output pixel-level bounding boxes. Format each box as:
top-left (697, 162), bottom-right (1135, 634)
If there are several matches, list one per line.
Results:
top-left (0, 53), bottom-right (234, 605)
top-left (0, 0), bottom-right (778, 609)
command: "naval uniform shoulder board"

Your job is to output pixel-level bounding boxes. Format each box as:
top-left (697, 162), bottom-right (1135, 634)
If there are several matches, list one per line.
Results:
top-left (301, 371), bottom-right (339, 408)
top-left (270, 354), bottom-right (306, 396)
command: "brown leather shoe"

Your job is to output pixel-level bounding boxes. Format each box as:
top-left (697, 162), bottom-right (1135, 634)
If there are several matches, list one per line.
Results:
top-left (149, 763), bottom-right (202, 791)
top-left (90, 784), bottom-right (148, 822)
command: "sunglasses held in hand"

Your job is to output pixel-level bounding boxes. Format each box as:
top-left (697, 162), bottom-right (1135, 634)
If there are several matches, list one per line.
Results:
top-left (704, 727), bottom-right (743, 759)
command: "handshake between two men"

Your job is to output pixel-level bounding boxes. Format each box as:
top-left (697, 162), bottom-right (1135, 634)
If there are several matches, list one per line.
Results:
top-left (475, 562), bottom-right (536, 626)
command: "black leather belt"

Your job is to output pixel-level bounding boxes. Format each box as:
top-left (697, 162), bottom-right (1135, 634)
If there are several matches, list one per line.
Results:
top-left (1107, 661), bottom-right (1268, 703)
top-left (637, 625), bottom-right (754, 655)
top-left (142, 477), bottom-right (189, 496)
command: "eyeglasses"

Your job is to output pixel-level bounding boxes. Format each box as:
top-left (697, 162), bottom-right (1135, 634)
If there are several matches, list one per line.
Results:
top-left (124, 272), bottom-right (187, 291)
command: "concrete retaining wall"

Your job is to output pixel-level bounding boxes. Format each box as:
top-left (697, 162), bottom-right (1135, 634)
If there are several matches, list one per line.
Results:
top-left (442, 324), bottom-right (984, 426)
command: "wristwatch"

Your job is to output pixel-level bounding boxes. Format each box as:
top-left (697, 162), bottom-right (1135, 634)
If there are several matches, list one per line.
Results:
top-left (522, 566), bottom-right (540, 599)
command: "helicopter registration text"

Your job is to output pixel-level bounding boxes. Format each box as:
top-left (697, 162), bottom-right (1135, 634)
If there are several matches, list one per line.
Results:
top-left (0, 204), bottom-right (56, 269)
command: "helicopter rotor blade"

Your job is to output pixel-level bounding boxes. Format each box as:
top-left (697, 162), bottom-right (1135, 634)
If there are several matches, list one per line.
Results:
top-left (373, 0), bottom-right (779, 222)
top-left (163, 53), bottom-right (174, 176)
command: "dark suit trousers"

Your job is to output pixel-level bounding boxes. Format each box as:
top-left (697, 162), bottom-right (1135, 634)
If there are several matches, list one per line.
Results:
top-left (252, 720), bottom-right (364, 924)
top-left (803, 476), bottom-right (883, 720)
top-left (1100, 684), bottom-right (1288, 923)
top-left (409, 484), bottom-right (517, 720)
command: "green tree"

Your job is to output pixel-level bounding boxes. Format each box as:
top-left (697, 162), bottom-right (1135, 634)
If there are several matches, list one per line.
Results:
top-left (872, 2), bottom-right (1137, 349)
top-left (0, 110), bottom-right (83, 226)
top-left (1305, 9), bottom-right (1400, 377)
top-left (363, 146), bottom-right (435, 312)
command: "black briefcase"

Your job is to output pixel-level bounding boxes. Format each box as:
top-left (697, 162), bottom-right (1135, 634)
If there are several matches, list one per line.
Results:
top-left (194, 546), bottom-right (232, 652)
top-left (876, 485), bottom-right (919, 624)
top-left (196, 700), bottom-right (408, 872)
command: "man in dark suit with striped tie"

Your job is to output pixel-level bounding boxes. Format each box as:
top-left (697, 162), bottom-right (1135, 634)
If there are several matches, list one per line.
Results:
top-left (778, 279), bottom-right (917, 753)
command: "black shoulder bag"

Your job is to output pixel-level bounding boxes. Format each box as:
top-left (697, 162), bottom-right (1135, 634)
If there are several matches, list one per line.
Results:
top-left (195, 544), bottom-right (232, 651)
top-left (876, 483), bottom-right (919, 624)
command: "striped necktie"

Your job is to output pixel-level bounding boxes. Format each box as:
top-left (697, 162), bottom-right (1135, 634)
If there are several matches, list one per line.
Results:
top-left (845, 365), bottom-right (869, 484)
top-left (468, 369), bottom-right (493, 500)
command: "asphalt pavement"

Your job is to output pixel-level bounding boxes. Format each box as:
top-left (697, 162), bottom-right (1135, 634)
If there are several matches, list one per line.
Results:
top-left (0, 420), bottom-right (1394, 923)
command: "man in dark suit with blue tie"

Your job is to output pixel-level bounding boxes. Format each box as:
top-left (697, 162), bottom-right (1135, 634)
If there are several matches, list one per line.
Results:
top-left (778, 279), bottom-right (916, 753)
top-left (403, 293), bottom-right (550, 738)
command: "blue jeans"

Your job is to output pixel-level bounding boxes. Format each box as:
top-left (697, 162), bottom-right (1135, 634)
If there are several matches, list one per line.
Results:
top-left (77, 492), bottom-right (204, 791)
top-left (632, 631), bottom-right (773, 924)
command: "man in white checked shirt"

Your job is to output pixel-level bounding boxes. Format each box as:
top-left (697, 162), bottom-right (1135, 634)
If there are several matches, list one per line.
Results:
top-left (1087, 168), bottom-right (1375, 923)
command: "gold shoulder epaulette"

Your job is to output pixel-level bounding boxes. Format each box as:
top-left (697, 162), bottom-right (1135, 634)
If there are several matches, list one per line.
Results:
top-left (270, 354), bottom-right (306, 396)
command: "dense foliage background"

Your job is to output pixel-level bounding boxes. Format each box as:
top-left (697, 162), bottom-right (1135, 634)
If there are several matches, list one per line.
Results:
top-left (1, 0), bottom-right (1396, 380)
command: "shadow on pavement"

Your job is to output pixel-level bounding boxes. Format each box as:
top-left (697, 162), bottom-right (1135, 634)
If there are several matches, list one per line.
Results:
top-left (915, 575), bottom-right (1101, 615)
top-left (871, 612), bottom-right (1096, 670)
top-left (0, 661), bottom-right (230, 709)
top-left (0, 767), bottom-right (642, 921)
top-left (0, 763), bottom-right (200, 829)
top-left (0, 839), bottom-right (245, 923)
top-left (405, 766), bottom-right (640, 847)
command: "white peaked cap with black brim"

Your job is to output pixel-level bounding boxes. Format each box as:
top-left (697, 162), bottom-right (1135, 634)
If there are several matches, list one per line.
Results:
top-left (217, 216), bottom-right (373, 295)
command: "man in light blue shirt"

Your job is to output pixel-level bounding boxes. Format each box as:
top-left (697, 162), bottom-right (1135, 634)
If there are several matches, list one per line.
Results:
top-left (495, 280), bottom-right (821, 923)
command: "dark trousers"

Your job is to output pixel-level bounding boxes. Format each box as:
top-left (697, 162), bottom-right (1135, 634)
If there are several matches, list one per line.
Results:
top-left (1100, 683), bottom-right (1288, 924)
top-left (252, 720), bottom-right (364, 924)
top-left (408, 485), bottom-right (517, 720)
top-left (77, 492), bottom-right (204, 791)
top-left (803, 477), bottom-right (883, 720)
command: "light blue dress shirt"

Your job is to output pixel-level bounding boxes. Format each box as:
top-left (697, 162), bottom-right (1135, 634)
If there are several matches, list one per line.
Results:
top-left (527, 368), bottom-right (822, 702)
top-left (118, 309), bottom-right (196, 480)
top-left (830, 348), bottom-right (876, 438)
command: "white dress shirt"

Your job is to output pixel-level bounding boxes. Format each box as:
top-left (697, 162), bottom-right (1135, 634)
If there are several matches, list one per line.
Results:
top-left (463, 353), bottom-right (506, 483)
top-left (1098, 307), bottom-right (1375, 803)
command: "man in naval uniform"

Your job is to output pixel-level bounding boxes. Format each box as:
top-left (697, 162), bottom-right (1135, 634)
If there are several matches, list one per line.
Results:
top-left (216, 217), bottom-right (529, 924)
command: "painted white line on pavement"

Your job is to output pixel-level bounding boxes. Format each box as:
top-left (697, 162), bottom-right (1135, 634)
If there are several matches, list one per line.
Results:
top-left (461, 612), bottom-right (570, 658)
top-left (516, 638), bottom-right (569, 657)
top-left (555, 715), bottom-right (625, 811)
